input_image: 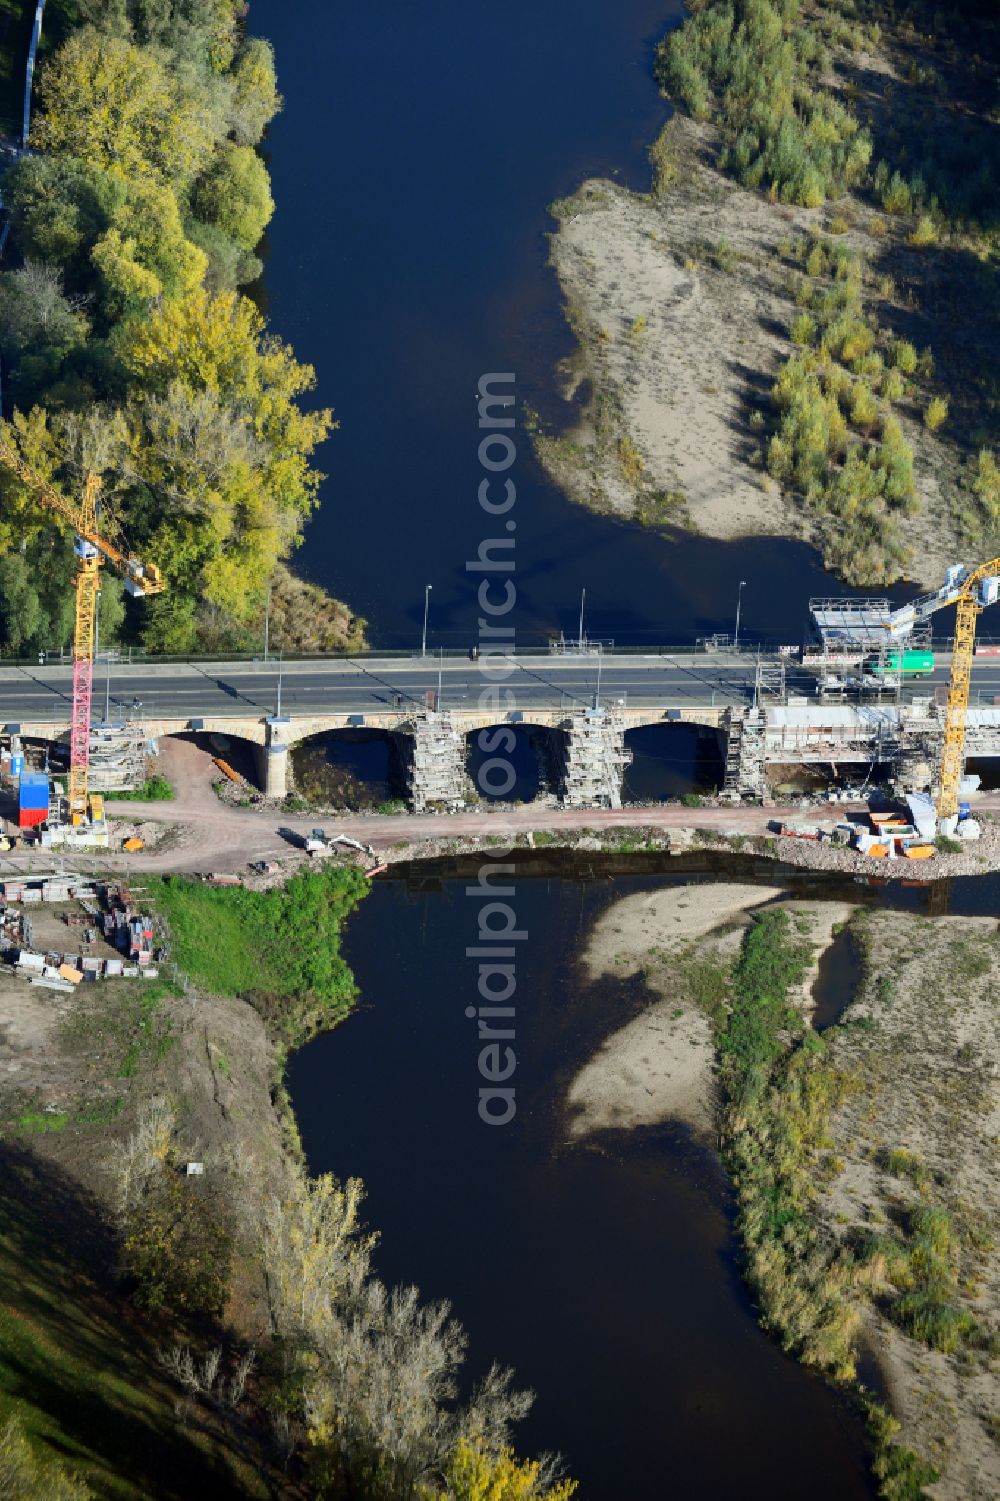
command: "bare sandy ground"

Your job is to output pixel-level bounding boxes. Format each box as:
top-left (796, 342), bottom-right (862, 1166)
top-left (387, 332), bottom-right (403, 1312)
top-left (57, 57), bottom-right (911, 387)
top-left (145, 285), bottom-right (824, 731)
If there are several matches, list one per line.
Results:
top-left (538, 115), bottom-right (957, 586)
top-left (822, 912), bottom-right (1000, 1499)
top-left (566, 888), bottom-right (856, 1144)
top-left (542, 121), bottom-right (799, 540)
top-left (566, 883), bottom-right (783, 1141)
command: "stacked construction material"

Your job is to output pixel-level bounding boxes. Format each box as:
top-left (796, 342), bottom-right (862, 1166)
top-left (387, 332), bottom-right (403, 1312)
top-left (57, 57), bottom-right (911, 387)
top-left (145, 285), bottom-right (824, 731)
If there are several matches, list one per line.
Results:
top-left (17, 773), bottom-right (49, 830)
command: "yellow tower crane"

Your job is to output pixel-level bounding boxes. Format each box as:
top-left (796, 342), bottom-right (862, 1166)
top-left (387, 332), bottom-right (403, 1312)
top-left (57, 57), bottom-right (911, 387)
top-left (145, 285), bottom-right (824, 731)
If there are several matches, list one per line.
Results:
top-left (0, 439), bottom-right (164, 825)
top-left (825, 559), bottom-right (1000, 826)
top-left (937, 561), bottom-right (1000, 822)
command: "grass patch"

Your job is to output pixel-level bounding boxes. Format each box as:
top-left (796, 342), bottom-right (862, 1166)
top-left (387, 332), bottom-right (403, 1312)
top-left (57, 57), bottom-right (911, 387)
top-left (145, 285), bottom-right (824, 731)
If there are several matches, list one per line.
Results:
top-left (13, 1108), bottom-right (69, 1135)
top-left (0, 1149), bottom-right (264, 1500)
top-left (104, 776), bottom-right (174, 803)
top-left (145, 865), bottom-right (369, 1043)
top-left (59, 980), bottom-right (177, 1087)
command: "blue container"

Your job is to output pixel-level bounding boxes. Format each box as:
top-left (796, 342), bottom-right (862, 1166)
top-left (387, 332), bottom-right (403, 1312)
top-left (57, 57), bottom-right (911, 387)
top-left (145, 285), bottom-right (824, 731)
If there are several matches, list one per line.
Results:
top-left (958, 801), bottom-right (971, 821)
top-left (19, 775), bottom-right (49, 810)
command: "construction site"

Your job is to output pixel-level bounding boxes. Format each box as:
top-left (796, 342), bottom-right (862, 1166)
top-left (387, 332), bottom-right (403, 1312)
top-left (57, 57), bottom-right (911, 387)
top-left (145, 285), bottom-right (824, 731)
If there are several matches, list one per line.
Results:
top-left (3, 413), bottom-right (1000, 867)
top-left (0, 875), bottom-right (160, 994)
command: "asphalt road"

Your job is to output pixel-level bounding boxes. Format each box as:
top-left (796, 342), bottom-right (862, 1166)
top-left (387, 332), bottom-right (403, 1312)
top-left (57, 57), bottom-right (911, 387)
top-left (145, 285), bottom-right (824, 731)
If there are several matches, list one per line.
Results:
top-left (1, 651), bottom-right (994, 725)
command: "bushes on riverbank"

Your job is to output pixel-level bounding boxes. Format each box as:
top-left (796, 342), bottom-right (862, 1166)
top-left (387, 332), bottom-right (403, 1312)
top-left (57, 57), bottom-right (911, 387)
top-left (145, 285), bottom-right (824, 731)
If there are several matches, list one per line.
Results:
top-left (674, 908), bottom-right (938, 1495)
top-left (761, 234), bottom-right (952, 585)
top-left (656, 0), bottom-right (872, 206)
top-left (0, 3), bottom-right (363, 658)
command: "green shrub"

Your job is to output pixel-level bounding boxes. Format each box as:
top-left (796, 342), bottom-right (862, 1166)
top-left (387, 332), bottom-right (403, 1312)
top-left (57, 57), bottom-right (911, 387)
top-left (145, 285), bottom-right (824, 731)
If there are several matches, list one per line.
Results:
top-left (924, 396), bottom-right (948, 432)
top-left (790, 312), bottom-right (817, 345)
top-left (892, 340), bottom-right (918, 374)
top-left (909, 214), bottom-right (937, 248)
top-left (880, 168), bottom-right (913, 216)
top-left (973, 449), bottom-right (1000, 526)
top-left (849, 381), bottom-right (878, 429)
top-left (655, 0), bottom-right (871, 207)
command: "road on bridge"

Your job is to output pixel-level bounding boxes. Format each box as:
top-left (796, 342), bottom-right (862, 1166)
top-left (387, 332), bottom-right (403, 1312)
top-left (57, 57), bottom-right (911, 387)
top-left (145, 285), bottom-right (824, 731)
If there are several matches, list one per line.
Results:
top-left (0, 650), bottom-right (991, 726)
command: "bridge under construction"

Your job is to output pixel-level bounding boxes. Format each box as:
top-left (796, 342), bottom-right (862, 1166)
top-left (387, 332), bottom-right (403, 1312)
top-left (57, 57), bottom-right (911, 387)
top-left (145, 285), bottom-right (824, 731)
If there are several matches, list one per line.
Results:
top-left (6, 641), bottom-right (1000, 816)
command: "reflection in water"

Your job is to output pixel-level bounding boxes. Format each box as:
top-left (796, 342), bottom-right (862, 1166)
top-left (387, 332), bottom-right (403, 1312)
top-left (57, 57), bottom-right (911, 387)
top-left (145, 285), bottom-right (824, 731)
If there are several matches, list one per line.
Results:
top-left (623, 722), bottom-right (724, 802)
top-left (811, 925), bottom-right (863, 1032)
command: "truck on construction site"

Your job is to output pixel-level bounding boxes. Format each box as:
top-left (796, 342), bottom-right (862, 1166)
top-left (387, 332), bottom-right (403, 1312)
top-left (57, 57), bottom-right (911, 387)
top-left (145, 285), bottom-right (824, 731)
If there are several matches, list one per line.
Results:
top-left (862, 648), bottom-right (935, 678)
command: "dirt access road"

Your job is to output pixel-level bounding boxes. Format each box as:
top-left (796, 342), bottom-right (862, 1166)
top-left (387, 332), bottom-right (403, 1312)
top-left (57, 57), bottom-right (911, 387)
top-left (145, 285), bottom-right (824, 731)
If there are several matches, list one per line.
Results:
top-left (5, 738), bottom-right (999, 876)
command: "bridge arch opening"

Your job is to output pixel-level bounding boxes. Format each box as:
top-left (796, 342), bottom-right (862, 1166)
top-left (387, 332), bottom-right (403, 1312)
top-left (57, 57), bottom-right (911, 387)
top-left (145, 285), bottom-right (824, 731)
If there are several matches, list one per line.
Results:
top-left (465, 723), bottom-right (558, 804)
top-left (964, 757), bottom-right (1000, 792)
top-left (161, 730), bottom-right (263, 792)
top-left (622, 722), bottom-right (724, 803)
top-left (167, 730), bottom-right (260, 779)
top-left (765, 759), bottom-right (896, 797)
top-left (290, 727), bottom-right (405, 810)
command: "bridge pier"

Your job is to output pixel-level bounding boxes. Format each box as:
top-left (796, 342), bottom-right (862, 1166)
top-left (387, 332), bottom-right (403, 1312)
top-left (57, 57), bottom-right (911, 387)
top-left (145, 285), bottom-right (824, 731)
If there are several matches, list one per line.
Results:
top-left (257, 738), bottom-right (290, 799)
top-left (723, 707), bottom-right (766, 799)
top-left (559, 708), bottom-right (630, 808)
top-left (402, 712), bottom-right (469, 813)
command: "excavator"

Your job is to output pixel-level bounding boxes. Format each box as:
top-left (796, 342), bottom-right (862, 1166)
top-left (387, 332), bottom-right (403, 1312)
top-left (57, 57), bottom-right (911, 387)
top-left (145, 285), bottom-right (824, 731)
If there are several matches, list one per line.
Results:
top-left (0, 439), bottom-right (164, 826)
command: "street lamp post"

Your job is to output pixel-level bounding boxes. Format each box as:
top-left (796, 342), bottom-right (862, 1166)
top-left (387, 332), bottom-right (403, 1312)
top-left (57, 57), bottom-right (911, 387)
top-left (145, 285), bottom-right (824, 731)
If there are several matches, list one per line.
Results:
top-left (734, 579), bottom-right (747, 653)
top-left (578, 587), bottom-right (586, 651)
top-left (422, 584), bottom-right (433, 658)
top-left (276, 652), bottom-right (283, 719)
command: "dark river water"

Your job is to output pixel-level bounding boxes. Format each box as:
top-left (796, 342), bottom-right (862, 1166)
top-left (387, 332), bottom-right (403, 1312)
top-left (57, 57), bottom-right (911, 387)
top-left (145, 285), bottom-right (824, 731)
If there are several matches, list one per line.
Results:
top-left (288, 855), bottom-right (906, 1500)
top-left (288, 855), bottom-right (1000, 1496)
top-left (253, 2), bottom-right (954, 1493)
top-left (249, 0), bottom-right (911, 652)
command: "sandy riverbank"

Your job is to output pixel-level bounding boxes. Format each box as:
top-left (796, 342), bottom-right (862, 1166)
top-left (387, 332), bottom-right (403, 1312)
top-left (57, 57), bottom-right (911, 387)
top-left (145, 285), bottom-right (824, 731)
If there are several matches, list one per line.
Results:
top-left (566, 882), bottom-right (781, 1140)
top-left (537, 113), bottom-right (956, 587)
top-left (565, 883), bottom-right (852, 1144)
top-left (820, 911), bottom-right (1000, 1500)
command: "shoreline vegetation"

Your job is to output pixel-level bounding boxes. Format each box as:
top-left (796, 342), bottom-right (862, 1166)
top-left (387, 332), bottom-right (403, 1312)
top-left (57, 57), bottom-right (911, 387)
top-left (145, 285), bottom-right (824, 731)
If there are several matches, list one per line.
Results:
top-left (537, 0), bottom-right (998, 588)
top-left (0, 0), bottom-right (365, 658)
top-left (1, 862), bottom-right (580, 1498)
top-left (572, 880), bottom-right (1000, 1499)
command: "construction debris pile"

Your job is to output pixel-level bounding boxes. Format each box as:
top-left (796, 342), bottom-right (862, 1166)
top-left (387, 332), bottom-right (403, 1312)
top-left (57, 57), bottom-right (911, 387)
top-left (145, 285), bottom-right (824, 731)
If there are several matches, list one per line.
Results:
top-left (0, 877), bottom-right (160, 992)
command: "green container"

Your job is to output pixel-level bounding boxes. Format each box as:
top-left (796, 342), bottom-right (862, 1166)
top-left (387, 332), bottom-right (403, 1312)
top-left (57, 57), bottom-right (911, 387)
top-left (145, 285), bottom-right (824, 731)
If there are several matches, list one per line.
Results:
top-left (865, 649), bottom-right (935, 676)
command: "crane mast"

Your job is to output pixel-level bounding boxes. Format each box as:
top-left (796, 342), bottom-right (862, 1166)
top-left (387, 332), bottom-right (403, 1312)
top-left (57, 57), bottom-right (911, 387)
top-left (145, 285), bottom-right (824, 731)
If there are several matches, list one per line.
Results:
top-left (68, 472), bottom-right (102, 823)
top-left (0, 439), bottom-right (164, 827)
top-left (936, 561), bottom-right (1000, 822)
top-left (814, 559), bottom-right (1000, 826)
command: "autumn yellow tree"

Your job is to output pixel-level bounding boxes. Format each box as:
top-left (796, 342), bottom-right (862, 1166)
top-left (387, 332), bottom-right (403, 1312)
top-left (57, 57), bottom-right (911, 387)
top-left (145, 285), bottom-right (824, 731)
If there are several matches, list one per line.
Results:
top-left (417, 1439), bottom-right (578, 1501)
top-left (35, 29), bottom-right (216, 184)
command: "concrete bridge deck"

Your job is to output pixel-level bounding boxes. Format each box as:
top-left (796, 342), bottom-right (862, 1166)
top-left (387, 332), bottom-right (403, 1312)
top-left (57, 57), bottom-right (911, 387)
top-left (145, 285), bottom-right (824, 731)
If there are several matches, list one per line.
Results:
top-left (5, 651), bottom-right (1000, 806)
